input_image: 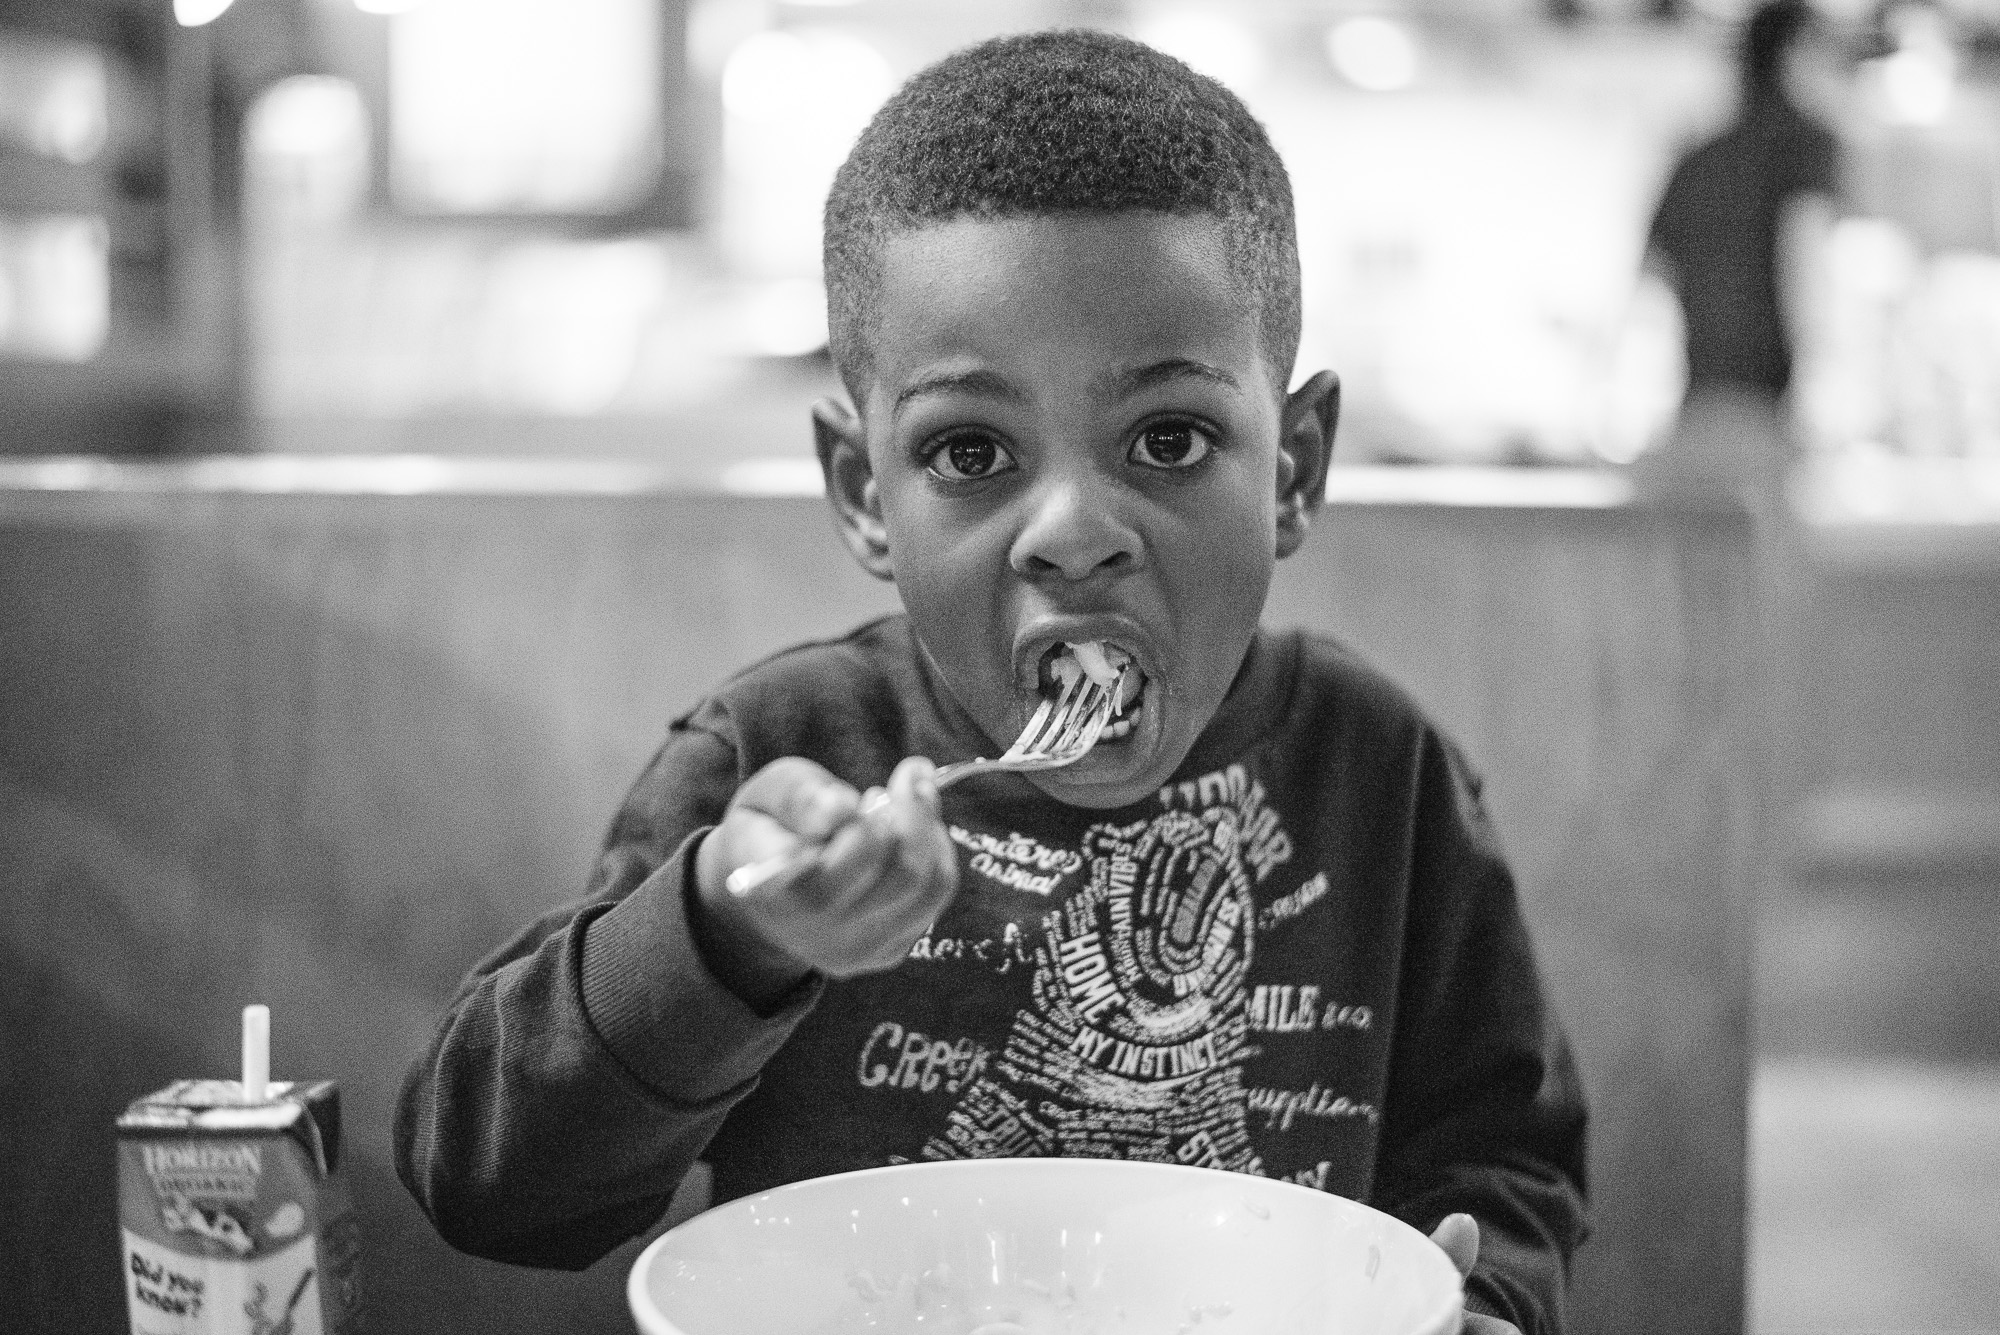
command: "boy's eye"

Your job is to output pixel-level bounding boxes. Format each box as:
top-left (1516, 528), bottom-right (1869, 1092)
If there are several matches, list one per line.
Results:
top-left (926, 431), bottom-right (1017, 481)
top-left (1129, 420), bottom-right (1215, 470)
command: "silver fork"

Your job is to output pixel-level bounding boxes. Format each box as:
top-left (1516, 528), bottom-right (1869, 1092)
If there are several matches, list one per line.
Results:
top-left (724, 669), bottom-right (1124, 898)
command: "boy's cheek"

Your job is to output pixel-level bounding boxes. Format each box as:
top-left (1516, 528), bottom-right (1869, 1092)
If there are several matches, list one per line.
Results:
top-left (881, 524), bottom-right (1013, 672)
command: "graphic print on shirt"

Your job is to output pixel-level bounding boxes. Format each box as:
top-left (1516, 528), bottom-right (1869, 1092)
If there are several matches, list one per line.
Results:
top-left (950, 826), bottom-right (1083, 897)
top-left (920, 764), bottom-right (1296, 1171)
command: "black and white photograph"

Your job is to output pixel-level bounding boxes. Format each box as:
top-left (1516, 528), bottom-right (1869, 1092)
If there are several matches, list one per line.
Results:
top-left (2, 1), bottom-right (1996, 1332)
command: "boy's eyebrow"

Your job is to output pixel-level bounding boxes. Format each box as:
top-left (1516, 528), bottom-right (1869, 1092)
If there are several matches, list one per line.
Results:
top-left (893, 369), bottom-right (1024, 415)
top-left (892, 359), bottom-right (1240, 416)
top-left (1100, 358), bottom-right (1241, 398)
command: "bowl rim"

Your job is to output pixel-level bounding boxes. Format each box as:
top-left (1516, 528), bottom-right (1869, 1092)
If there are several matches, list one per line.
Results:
top-left (627, 1159), bottom-right (1465, 1335)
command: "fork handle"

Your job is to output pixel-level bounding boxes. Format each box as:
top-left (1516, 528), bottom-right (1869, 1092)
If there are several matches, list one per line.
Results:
top-left (928, 756), bottom-right (1006, 789)
top-left (723, 851), bottom-right (802, 899)
top-left (723, 789), bottom-right (894, 898)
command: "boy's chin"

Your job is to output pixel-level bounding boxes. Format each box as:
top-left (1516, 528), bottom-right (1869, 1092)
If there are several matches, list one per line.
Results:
top-left (1017, 706), bottom-right (1184, 809)
top-left (1024, 769), bottom-right (1166, 810)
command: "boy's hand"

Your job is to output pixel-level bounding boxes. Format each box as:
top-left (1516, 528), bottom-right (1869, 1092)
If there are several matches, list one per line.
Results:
top-left (1429, 1214), bottom-right (1522, 1335)
top-left (693, 756), bottom-right (957, 1009)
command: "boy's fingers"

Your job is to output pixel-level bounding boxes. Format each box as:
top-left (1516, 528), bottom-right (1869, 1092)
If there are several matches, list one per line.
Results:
top-left (728, 756), bottom-right (955, 979)
top-left (821, 799), bottom-right (955, 936)
top-left (739, 758), bottom-right (861, 840)
top-left (861, 810), bottom-right (954, 917)
top-left (798, 809), bottom-right (898, 908)
top-left (887, 755), bottom-right (940, 810)
top-left (1428, 1213), bottom-right (1480, 1280)
top-left (875, 777), bottom-right (959, 901)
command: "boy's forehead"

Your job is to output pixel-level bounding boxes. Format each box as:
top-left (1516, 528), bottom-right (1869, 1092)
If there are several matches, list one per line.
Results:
top-left (854, 212), bottom-right (1269, 406)
top-left (875, 212), bottom-right (1237, 311)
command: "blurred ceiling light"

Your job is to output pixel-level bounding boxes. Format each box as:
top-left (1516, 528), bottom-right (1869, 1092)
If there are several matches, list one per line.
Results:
top-left (1867, 4), bottom-right (1956, 126)
top-left (722, 31), bottom-right (813, 123)
top-left (718, 27), bottom-right (891, 275)
top-left (740, 277), bottom-right (828, 357)
top-left (1827, 216), bottom-right (1919, 300)
top-left (477, 239), bottom-right (669, 414)
top-left (354, 0), bottom-right (423, 14)
top-left (690, 0), bottom-right (773, 78)
top-left (392, 0), bottom-right (661, 214)
top-left (0, 215), bottom-right (109, 361)
top-left (1326, 16), bottom-right (1419, 93)
top-left (721, 28), bottom-right (889, 123)
top-left (245, 76), bottom-right (371, 224)
top-left (249, 76), bottom-right (368, 158)
top-left (1134, 11), bottom-right (1265, 92)
top-left (1877, 50), bottom-right (1952, 125)
top-left (25, 53), bottom-right (108, 164)
top-left (174, 0), bottom-right (235, 27)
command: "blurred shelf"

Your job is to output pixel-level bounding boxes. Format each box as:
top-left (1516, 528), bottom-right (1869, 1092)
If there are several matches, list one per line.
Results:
top-left (1788, 785), bottom-right (2000, 880)
top-left (1322, 465), bottom-right (1632, 508)
top-left (0, 452), bottom-right (701, 497)
top-left (1792, 453), bottom-right (2000, 573)
top-left (0, 454), bottom-right (1639, 508)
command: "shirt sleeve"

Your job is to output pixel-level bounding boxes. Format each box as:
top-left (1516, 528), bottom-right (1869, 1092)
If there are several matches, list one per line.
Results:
top-left (1370, 730), bottom-right (1591, 1335)
top-left (393, 722), bottom-right (824, 1269)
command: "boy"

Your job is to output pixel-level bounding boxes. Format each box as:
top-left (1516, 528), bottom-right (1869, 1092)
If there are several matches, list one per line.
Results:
top-left (397, 30), bottom-right (1587, 1335)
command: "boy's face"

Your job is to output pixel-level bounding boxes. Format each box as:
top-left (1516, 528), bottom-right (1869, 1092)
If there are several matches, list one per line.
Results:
top-left (819, 212), bottom-right (1335, 809)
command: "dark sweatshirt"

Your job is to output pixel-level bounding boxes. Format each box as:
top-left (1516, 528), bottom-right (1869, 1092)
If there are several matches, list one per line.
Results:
top-left (396, 616), bottom-right (1588, 1333)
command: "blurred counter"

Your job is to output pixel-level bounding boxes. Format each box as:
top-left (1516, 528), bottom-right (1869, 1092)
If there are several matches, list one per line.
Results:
top-left (1774, 452), bottom-right (2000, 885)
top-left (1, 459), bottom-right (1759, 1335)
top-left (0, 453), bottom-right (1639, 504)
top-left (1791, 451), bottom-right (2000, 573)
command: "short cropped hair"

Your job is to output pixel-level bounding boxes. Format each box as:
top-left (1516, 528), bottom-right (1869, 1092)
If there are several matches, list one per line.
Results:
top-left (823, 29), bottom-right (1301, 401)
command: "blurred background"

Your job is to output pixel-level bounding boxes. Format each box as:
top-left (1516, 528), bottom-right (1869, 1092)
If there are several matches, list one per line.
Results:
top-left (1, 0), bottom-right (1996, 1331)
top-left (2, 0), bottom-right (1998, 468)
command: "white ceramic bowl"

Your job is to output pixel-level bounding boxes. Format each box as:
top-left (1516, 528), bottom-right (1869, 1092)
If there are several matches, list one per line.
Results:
top-left (629, 1160), bottom-right (1463, 1335)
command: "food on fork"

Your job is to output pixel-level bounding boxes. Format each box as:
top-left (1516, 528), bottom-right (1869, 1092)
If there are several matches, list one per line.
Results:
top-left (1045, 641), bottom-right (1143, 740)
top-left (1048, 640), bottom-right (1127, 693)
top-left (1069, 641), bottom-right (1124, 690)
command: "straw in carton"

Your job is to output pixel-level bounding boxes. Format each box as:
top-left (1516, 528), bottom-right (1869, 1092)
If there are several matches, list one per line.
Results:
top-left (242, 1003), bottom-right (270, 1103)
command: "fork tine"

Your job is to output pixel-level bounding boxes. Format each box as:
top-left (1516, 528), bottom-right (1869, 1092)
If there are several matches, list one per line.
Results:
top-left (1076, 688), bottom-right (1114, 749)
top-left (1021, 673), bottom-right (1082, 755)
top-left (1002, 694), bottom-right (1058, 761)
top-left (1041, 694), bottom-right (1082, 756)
top-left (1039, 681), bottom-right (1095, 756)
top-left (1046, 681), bottom-right (1109, 756)
top-left (1003, 700), bottom-right (1051, 761)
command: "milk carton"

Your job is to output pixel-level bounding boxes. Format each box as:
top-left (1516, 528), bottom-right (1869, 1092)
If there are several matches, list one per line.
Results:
top-left (116, 1010), bottom-right (360, 1335)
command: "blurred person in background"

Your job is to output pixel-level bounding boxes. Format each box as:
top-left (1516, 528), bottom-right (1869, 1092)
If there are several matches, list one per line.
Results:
top-left (1641, 0), bottom-right (1846, 511)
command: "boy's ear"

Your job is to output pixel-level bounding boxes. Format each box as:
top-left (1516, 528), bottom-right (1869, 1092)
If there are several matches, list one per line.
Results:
top-left (1276, 370), bottom-right (1339, 559)
top-left (814, 397), bottom-right (895, 581)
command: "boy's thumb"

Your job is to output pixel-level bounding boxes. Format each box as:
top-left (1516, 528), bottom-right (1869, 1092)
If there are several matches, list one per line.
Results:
top-left (887, 755), bottom-right (939, 809)
top-left (1428, 1212), bottom-right (1480, 1280)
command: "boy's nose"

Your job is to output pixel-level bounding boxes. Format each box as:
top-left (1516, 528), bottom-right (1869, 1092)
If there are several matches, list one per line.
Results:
top-left (1007, 475), bottom-right (1143, 582)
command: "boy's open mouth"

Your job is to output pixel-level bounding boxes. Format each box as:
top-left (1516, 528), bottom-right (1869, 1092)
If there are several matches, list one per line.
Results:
top-left (1035, 640), bottom-right (1149, 742)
